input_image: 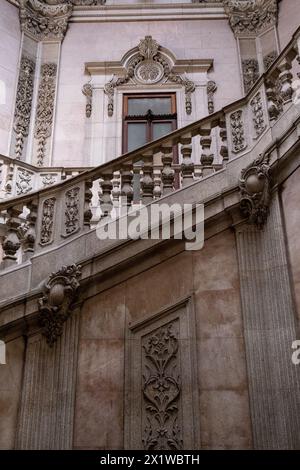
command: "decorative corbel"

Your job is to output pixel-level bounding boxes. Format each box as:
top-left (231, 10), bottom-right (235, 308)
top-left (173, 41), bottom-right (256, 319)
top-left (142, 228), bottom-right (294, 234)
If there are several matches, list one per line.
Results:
top-left (239, 153), bottom-right (271, 228)
top-left (82, 82), bottom-right (93, 118)
top-left (38, 264), bottom-right (82, 347)
top-left (223, 0), bottom-right (278, 37)
top-left (19, 0), bottom-right (73, 41)
top-left (207, 80), bottom-right (217, 114)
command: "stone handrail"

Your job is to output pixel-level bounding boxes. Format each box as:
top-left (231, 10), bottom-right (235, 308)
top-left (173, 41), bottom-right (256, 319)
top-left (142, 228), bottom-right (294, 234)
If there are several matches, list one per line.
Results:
top-left (0, 24), bottom-right (299, 270)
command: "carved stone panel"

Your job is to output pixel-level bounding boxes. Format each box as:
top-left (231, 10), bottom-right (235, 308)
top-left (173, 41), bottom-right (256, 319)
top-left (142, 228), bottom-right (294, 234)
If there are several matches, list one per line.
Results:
top-left (64, 187), bottom-right (80, 236)
top-left (125, 297), bottom-right (199, 450)
top-left (34, 63), bottom-right (57, 166)
top-left (40, 197), bottom-right (56, 246)
top-left (13, 56), bottom-right (36, 160)
top-left (230, 110), bottom-right (247, 153)
top-left (16, 168), bottom-right (34, 195)
top-left (250, 91), bottom-right (266, 138)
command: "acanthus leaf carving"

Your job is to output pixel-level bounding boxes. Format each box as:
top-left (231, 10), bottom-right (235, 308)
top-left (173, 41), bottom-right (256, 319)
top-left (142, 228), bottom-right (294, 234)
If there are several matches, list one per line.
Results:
top-left (239, 153), bottom-right (271, 228)
top-left (34, 62), bottom-right (57, 166)
top-left (13, 56), bottom-right (35, 160)
top-left (38, 263), bottom-right (81, 346)
top-left (142, 320), bottom-right (183, 451)
top-left (19, 0), bottom-right (73, 41)
top-left (223, 0), bottom-right (278, 37)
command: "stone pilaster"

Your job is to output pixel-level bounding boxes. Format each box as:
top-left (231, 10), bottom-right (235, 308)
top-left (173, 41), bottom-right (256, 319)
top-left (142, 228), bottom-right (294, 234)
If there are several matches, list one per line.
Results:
top-left (234, 192), bottom-right (300, 449)
top-left (15, 310), bottom-right (80, 449)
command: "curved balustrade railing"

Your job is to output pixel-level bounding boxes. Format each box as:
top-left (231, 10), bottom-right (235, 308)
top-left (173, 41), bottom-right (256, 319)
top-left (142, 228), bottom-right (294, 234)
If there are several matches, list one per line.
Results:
top-left (0, 25), bottom-right (300, 270)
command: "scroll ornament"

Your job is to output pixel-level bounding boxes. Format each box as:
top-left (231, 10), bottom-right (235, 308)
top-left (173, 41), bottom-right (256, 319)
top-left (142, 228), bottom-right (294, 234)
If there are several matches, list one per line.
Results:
top-left (38, 264), bottom-right (82, 346)
top-left (239, 153), bottom-right (271, 228)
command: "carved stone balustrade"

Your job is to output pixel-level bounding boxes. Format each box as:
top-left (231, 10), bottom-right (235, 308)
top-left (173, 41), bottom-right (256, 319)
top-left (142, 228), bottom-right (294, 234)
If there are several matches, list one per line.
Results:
top-left (1, 26), bottom-right (300, 272)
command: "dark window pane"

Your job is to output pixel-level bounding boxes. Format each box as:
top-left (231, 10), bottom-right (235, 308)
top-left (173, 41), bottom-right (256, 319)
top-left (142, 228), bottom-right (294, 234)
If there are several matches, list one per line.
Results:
top-left (153, 122), bottom-right (173, 140)
top-left (128, 97), bottom-right (171, 115)
top-left (127, 123), bottom-right (147, 151)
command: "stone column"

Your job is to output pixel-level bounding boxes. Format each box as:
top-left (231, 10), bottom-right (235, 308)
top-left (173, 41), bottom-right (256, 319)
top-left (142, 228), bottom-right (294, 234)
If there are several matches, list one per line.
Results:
top-left (234, 192), bottom-right (300, 449)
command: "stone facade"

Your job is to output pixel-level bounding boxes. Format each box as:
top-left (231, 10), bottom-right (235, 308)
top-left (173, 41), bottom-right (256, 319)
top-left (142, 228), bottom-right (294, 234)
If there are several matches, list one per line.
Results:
top-left (1, 0), bottom-right (300, 452)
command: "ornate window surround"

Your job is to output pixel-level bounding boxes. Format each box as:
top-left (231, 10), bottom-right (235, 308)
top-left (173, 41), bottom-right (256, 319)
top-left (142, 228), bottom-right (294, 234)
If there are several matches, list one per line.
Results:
top-left (84, 37), bottom-right (213, 166)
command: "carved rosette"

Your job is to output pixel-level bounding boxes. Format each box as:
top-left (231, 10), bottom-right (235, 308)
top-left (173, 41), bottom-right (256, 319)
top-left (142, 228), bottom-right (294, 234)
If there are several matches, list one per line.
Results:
top-left (34, 62), bottom-right (57, 166)
top-left (142, 321), bottom-right (183, 451)
top-left (239, 153), bottom-right (271, 228)
top-left (38, 264), bottom-right (82, 346)
top-left (223, 0), bottom-right (278, 37)
top-left (104, 36), bottom-right (195, 117)
top-left (40, 197), bottom-right (55, 245)
top-left (13, 56), bottom-right (35, 160)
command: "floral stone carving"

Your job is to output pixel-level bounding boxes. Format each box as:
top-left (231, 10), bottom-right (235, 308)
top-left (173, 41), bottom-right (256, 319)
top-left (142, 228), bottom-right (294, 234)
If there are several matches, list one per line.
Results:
top-left (38, 264), bottom-right (82, 346)
top-left (142, 320), bottom-right (183, 450)
top-left (13, 56), bottom-right (35, 160)
top-left (40, 197), bottom-right (55, 245)
top-left (239, 153), bottom-right (271, 228)
top-left (230, 110), bottom-right (246, 153)
top-left (34, 62), bottom-right (57, 166)
top-left (65, 187), bottom-right (80, 235)
top-left (223, 0), bottom-right (278, 37)
top-left (250, 91), bottom-right (266, 137)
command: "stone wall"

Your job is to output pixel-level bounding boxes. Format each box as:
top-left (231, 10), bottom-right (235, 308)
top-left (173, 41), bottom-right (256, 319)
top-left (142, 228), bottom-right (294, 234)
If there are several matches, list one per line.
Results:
top-left (74, 229), bottom-right (252, 449)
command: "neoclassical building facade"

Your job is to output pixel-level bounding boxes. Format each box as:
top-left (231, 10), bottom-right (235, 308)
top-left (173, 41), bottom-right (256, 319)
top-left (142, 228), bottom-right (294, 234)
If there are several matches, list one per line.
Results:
top-left (1, 0), bottom-right (300, 450)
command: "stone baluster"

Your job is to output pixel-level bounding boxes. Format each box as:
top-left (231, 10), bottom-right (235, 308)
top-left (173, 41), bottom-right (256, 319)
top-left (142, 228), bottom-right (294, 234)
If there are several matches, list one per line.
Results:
top-left (22, 199), bottom-right (38, 261)
top-left (200, 126), bottom-right (214, 177)
top-left (141, 152), bottom-right (154, 205)
top-left (161, 143), bottom-right (175, 195)
top-left (180, 134), bottom-right (194, 187)
top-left (84, 179), bottom-right (93, 229)
top-left (112, 171), bottom-right (121, 206)
top-left (278, 58), bottom-right (293, 106)
top-left (153, 169), bottom-right (162, 200)
top-left (219, 119), bottom-right (229, 164)
top-left (99, 172), bottom-right (113, 220)
top-left (1, 205), bottom-right (22, 268)
top-left (120, 164), bottom-right (134, 208)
